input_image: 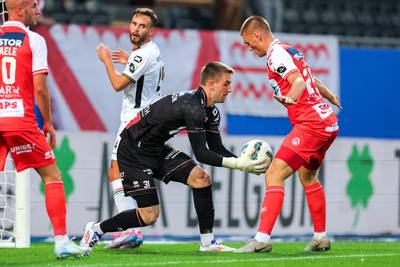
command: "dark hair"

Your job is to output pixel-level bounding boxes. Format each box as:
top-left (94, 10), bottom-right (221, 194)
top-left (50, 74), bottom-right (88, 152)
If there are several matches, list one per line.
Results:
top-left (132, 7), bottom-right (158, 27)
top-left (200, 61), bottom-right (234, 85)
top-left (240, 15), bottom-right (271, 35)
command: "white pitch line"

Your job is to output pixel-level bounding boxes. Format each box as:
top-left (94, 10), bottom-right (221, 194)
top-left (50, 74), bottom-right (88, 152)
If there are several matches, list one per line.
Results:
top-left (40, 253), bottom-right (400, 267)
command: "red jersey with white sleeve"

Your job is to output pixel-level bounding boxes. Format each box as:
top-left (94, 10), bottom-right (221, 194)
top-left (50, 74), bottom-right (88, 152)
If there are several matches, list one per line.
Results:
top-left (0, 21), bottom-right (48, 130)
top-left (266, 39), bottom-right (338, 130)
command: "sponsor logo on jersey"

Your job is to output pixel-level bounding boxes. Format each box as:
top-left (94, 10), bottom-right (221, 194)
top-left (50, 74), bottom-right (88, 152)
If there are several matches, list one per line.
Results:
top-left (134, 55), bottom-right (143, 63)
top-left (129, 62), bottom-right (135, 73)
top-left (44, 150), bottom-right (55, 160)
top-left (0, 32), bottom-right (25, 47)
top-left (276, 64), bottom-right (287, 74)
top-left (143, 169), bottom-right (153, 175)
top-left (165, 149), bottom-right (180, 160)
top-left (10, 143), bottom-right (36, 154)
top-left (286, 47), bottom-right (304, 61)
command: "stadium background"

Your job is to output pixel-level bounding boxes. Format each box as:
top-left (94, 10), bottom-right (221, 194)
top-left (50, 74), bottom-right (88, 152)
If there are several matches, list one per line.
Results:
top-left (3, 0), bottom-right (400, 241)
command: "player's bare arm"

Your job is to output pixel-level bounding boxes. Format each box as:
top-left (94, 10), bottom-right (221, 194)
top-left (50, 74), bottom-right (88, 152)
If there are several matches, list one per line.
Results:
top-left (97, 43), bottom-right (132, 92)
top-left (314, 77), bottom-right (342, 109)
top-left (274, 72), bottom-right (305, 105)
top-left (33, 73), bottom-right (56, 148)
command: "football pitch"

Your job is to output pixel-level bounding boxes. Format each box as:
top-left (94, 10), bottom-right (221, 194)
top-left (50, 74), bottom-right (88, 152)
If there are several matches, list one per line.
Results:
top-left (1, 241), bottom-right (400, 267)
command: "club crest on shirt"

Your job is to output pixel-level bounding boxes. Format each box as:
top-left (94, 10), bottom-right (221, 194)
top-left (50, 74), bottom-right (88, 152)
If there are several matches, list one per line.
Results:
top-left (134, 55), bottom-right (143, 63)
top-left (291, 137), bottom-right (300, 146)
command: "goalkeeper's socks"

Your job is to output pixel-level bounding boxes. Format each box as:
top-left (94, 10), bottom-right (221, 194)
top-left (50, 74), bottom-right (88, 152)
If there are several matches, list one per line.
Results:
top-left (257, 186), bottom-right (284, 235)
top-left (111, 179), bottom-right (136, 212)
top-left (45, 181), bottom-right (67, 236)
top-left (304, 183), bottom-right (326, 233)
top-left (100, 209), bottom-right (147, 233)
top-left (93, 223), bottom-right (104, 235)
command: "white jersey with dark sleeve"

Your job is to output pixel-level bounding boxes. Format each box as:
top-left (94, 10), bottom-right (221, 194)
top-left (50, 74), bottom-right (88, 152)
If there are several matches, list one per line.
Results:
top-left (120, 40), bottom-right (164, 122)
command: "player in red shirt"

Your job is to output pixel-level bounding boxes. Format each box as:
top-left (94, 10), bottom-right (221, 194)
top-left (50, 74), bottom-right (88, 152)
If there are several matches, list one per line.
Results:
top-left (0, 0), bottom-right (87, 259)
top-left (237, 16), bottom-right (342, 253)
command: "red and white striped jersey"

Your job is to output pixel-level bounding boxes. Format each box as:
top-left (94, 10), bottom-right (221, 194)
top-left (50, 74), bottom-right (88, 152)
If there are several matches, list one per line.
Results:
top-left (0, 21), bottom-right (48, 130)
top-left (266, 39), bottom-right (337, 129)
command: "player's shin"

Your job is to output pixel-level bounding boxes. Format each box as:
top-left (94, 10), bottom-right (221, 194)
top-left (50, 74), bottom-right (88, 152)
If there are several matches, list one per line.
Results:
top-left (99, 209), bottom-right (148, 233)
top-left (304, 183), bottom-right (326, 234)
top-left (192, 185), bottom-right (215, 246)
top-left (44, 181), bottom-right (67, 237)
top-left (257, 186), bottom-right (284, 239)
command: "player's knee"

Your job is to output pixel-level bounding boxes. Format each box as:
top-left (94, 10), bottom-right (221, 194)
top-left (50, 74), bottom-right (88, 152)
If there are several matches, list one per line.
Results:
top-left (194, 171), bottom-right (211, 188)
top-left (39, 165), bottom-right (62, 183)
top-left (138, 206), bottom-right (159, 225)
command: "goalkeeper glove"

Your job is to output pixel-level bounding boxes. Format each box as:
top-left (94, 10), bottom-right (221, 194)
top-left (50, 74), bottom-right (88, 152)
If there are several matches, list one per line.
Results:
top-left (222, 156), bottom-right (268, 175)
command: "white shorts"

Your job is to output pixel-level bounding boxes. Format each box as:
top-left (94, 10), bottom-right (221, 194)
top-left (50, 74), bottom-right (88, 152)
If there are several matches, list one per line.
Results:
top-left (111, 121), bottom-right (129, 161)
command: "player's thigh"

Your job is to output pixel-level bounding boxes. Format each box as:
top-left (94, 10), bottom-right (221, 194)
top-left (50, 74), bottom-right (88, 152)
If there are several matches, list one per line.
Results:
top-left (280, 126), bottom-right (335, 170)
top-left (154, 145), bottom-right (197, 185)
top-left (1, 129), bottom-right (56, 172)
top-left (265, 156), bottom-right (296, 186)
top-left (119, 162), bottom-right (160, 208)
top-left (117, 141), bottom-right (159, 208)
top-left (302, 130), bottom-right (338, 170)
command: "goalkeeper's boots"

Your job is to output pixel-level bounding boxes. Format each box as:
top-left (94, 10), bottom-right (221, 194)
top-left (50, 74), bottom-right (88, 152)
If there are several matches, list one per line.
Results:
top-left (80, 222), bottom-right (102, 250)
top-left (235, 239), bottom-right (272, 253)
top-left (55, 239), bottom-right (90, 259)
top-left (199, 239), bottom-right (236, 252)
top-left (106, 228), bottom-right (143, 249)
top-left (304, 237), bottom-right (331, 252)
top-left (119, 229), bottom-right (144, 249)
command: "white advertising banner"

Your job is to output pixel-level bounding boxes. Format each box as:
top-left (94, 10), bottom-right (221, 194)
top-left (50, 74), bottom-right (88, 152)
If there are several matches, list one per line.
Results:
top-left (36, 25), bottom-right (338, 132)
top-left (27, 132), bottom-right (400, 238)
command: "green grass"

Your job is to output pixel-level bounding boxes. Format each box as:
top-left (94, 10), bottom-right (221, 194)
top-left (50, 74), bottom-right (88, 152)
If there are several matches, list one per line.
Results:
top-left (1, 241), bottom-right (400, 267)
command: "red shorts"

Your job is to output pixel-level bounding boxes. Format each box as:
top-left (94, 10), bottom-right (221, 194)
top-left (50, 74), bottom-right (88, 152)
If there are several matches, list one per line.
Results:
top-left (275, 124), bottom-right (338, 171)
top-left (0, 128), bottom-right (56, 172)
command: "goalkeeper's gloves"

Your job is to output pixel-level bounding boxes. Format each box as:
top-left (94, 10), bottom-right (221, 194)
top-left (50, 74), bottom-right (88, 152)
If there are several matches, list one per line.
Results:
top-left (222, 156), bottom-right (269, 175)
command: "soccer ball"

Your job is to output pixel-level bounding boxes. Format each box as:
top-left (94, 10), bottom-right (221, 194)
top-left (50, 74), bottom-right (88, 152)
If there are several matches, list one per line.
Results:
top-left (241, 139), bottom-right (273, 167)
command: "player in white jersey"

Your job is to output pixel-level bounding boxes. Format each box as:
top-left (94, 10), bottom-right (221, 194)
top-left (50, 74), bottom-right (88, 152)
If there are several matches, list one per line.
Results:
top-left (96, 7), bottom-right (164, 249)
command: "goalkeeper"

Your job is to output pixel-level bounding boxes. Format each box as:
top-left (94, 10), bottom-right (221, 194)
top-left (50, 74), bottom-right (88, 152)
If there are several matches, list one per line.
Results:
top-left (81, 61), bottom-right (268, 253)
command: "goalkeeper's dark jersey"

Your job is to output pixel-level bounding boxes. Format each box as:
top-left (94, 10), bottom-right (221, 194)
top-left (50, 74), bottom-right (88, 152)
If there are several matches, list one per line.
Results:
top-left (120, 87), bottom-right (235, 166)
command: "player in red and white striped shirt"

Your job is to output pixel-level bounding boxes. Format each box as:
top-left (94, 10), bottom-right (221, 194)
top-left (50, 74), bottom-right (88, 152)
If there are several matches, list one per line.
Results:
top-left (237, 15), bottom-right (342, 253)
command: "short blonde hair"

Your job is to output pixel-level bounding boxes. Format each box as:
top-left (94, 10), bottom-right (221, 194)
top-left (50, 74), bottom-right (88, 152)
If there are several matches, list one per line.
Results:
top-left (240, 16), bottom-right (271, 35)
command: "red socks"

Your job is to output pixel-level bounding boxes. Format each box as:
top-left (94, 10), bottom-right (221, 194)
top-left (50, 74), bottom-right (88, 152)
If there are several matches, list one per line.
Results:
top-left (45, 181), bottom-right (67, 236)
top-left (304, 182), bottom-right (326, 232)
top-left (257, 186), bottom-right (284, 235)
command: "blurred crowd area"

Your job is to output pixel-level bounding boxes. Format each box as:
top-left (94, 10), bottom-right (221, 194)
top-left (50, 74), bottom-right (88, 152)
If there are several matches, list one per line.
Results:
top-left (42, 0), bottom-right (400, 38)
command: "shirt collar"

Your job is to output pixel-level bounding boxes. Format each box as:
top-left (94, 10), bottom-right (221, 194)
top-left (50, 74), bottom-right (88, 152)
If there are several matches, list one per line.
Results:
top-left (196, 87), bottom-right (208, 108)
top-left (266, 38), bottom-right (280, 57)
top-left (2, 21), bottom-right (28, 30)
